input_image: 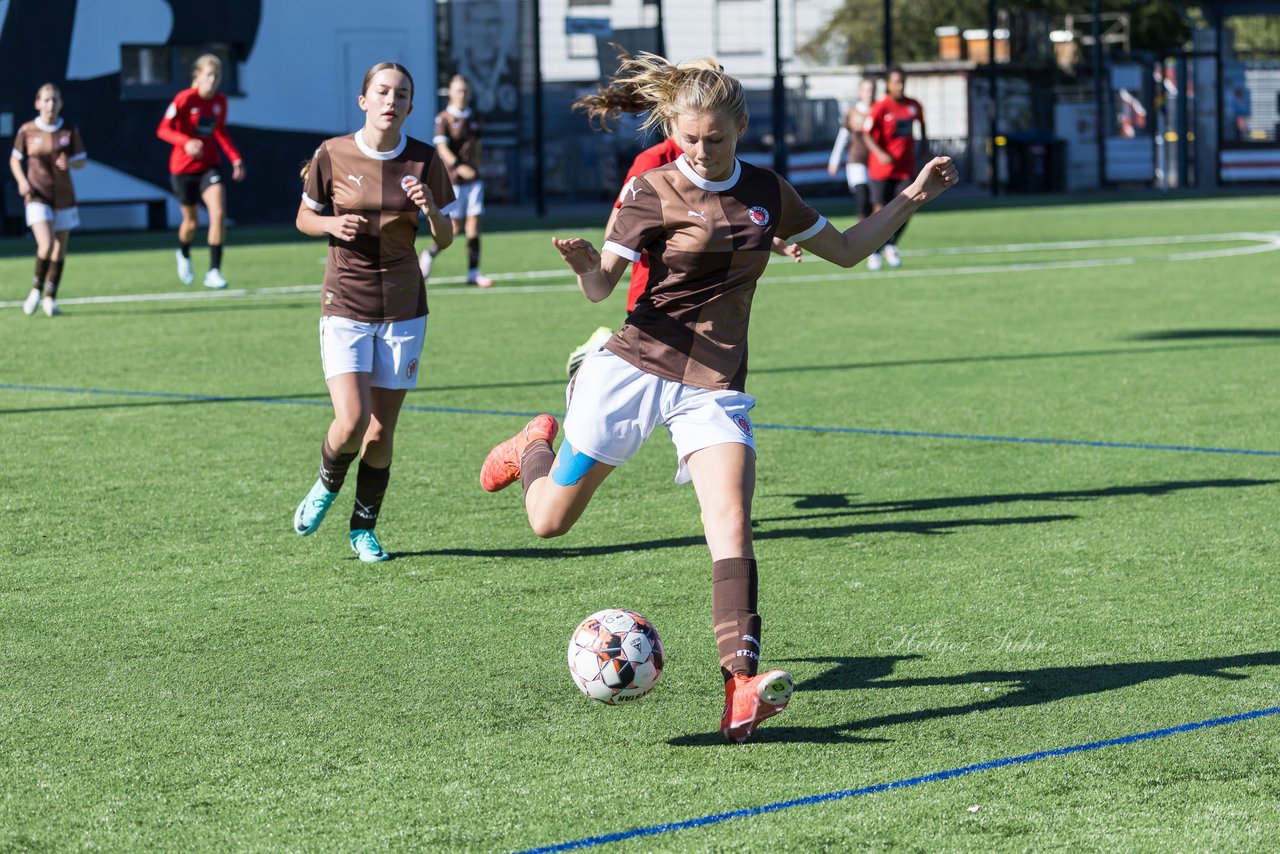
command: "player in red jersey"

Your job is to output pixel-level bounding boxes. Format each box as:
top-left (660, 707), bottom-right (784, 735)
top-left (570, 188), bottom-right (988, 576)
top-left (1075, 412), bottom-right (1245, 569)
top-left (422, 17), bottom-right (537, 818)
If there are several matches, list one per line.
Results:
top-left (156, 54), bottom-right (245, 289)
top-left (564, 81), bottom-right (801, 376)
top-left (481, 52), bottom-right (956, 742)
top-left (862, 66), bottom-right (927, 271)
top-left (9, 83), bottom-right (86, 317)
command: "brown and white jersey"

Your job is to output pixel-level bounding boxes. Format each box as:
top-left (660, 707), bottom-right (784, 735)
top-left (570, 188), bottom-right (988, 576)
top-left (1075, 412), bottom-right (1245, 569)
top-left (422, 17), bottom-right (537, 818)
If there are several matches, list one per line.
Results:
top-left (602, 157), bottom-right (826, 391)
top-left (302, 132), bottom-right (455, 323)
top-left (433, 106), bottom-right (481, 185)
top-left (11, 118), bottom-right (86, 208)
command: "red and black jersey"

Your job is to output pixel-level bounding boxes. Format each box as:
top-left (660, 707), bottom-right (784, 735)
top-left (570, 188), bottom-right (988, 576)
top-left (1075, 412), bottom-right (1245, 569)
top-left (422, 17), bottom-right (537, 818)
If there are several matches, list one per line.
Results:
top-left (157, 88), bottom-right (242, 175)
top-left (602, 157), bottom-right (825, 391)
top-left (11, 118), bottom-right (86, 208)
top-left (864, 96), bottom-right (924, 181)
top-left (614, 137), bottom-right (684, 311)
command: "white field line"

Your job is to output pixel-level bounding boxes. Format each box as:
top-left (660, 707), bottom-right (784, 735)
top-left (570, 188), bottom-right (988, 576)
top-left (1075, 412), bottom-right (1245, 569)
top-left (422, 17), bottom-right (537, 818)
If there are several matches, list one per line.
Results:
top-left (2, 232), bottom-right (1276, 309)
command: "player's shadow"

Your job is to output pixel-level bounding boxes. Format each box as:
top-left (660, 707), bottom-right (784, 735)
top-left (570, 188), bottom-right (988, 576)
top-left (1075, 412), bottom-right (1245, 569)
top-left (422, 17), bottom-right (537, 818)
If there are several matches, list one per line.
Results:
top-left (757, 478), bottom-right (1278, 525)
top-left (667, 650), bottom-right (1280, 746)
top-left (1130, 328), bottom-right (1280, 340)
top-left (398, 514), bottom-right (1078, 561)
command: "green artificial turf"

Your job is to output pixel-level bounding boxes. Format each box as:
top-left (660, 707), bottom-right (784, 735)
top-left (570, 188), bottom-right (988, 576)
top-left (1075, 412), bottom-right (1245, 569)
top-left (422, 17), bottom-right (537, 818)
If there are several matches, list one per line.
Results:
top-left (2, 193), bottom-right (1279, 851)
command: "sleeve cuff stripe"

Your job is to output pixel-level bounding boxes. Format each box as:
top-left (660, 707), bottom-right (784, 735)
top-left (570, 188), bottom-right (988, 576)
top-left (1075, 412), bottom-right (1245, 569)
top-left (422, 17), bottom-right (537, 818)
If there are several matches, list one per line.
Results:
top-left (301, 192), bottom-right (324, 212)
top-left (432, 136), bottom-right (449, 145)
top-left (602, 240), bottom-right (641, 263)
top-left (440, 199), bottom-right (460, 217)
top-left (788, 216), bottom-right (827, 244)
top-left (11, 149), bottom-right (24, 160)
top-left (69, 152), bottom-right (88, 161)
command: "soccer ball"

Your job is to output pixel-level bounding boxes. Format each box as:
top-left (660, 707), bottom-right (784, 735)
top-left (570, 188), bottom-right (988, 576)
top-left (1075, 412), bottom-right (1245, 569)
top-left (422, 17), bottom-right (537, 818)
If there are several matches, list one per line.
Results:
top-left (567, 608), bottom-right (665, 704)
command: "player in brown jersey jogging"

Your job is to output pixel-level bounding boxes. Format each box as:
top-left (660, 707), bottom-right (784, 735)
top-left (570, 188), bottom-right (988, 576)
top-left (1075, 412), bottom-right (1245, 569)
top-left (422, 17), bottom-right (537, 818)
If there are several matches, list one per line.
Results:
top-left (479, 52), bottom-right (956, 742)
top-left (418, 75), bottom-right (492, 287)
top-left (9, 83), bottom-right (86, 316)
top-left (291, 62), bottom-right (456, 563)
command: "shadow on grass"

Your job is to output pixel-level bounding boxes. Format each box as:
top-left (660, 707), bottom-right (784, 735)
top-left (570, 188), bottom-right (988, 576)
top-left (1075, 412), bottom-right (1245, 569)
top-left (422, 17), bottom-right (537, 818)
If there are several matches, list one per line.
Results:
top-left (1129, 328), bottom-right (1280, 341)
top-left (759, 479), bottom-right (1279, 524)
top-left (397, 514), bottom-right (1077, 560)
top-left (667, 651), bottom-right (1280, 746)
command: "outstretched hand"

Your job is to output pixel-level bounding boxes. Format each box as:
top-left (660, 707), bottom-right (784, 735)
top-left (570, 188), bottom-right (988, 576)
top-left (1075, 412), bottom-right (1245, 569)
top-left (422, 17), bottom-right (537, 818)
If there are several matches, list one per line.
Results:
top-left (552, 236), bottom-right (601, 275)
top-left (912, 156), bottom-right (959, 200)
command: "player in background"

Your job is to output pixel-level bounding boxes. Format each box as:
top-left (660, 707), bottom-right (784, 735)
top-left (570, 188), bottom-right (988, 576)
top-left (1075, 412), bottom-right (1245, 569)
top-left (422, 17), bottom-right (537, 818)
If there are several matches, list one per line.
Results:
top-left (292, 62), bottom-right (456, 563)
top-left (862, 66), bottom-right (927, 271)
top-left (9, 83), bottom-right (86, 317)
top-left (479, 52), bottom-right (956, 742)
top-left (827, 77), bottom-right (876, 236)
top-left (565, 69), bottom-right (802, 376)
top-left (156, 54), bottom-right (245, 289)
top-left (418, 74), bottom-right (491, 287)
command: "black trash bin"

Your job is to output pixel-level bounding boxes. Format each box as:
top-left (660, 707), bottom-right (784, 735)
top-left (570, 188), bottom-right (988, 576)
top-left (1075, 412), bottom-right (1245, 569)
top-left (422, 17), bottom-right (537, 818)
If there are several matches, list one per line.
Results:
top-left (1004, 132), bottom-right (1066, 193)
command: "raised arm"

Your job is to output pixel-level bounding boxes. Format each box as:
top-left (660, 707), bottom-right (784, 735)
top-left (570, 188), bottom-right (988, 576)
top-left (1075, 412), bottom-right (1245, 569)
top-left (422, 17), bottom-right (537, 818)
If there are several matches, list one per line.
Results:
top-left (798, 156), bottom-right (956, 268)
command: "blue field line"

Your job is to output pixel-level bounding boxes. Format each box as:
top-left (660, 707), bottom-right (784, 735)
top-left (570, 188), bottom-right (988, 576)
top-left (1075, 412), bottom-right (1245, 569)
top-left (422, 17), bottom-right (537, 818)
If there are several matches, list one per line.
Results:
top-left (515, 706), bottom-right (1280, 854)
top-left (3, 382), bottom-right (1279, 457)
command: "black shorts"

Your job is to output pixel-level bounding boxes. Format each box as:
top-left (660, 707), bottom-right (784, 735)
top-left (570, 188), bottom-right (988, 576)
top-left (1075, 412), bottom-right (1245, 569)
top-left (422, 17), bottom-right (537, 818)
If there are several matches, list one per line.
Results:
top-left (871, 177), bottom-right (912, 208)
top-left (170, 168), bottom-right (223, 206)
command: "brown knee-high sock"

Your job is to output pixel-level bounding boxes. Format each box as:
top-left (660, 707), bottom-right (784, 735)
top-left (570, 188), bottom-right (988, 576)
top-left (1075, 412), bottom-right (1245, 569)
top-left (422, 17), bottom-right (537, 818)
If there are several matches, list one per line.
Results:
top-left (319, 438), bottom-right (358, 493)
top-left (350, 461), bottom-right (391, 530)
top-left (520, 440), bottom-right (554, 498)
top-left (712, 557), bottom-right (761, 681)
top-left (44, 260), bottom-right (64, 298)
top-left (33, 256), bottom-right (50, 290)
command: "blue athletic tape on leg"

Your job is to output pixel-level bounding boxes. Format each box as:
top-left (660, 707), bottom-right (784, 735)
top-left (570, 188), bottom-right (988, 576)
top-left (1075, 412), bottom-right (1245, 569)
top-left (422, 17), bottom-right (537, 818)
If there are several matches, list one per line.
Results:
top-left (552, 442), bottom-right (599, 486)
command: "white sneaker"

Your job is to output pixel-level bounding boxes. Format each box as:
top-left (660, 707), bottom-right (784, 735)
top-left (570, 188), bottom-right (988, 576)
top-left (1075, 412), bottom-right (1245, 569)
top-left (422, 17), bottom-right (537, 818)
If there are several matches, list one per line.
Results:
top-left (41, 295), bottom-right (60, 317)
top-left (883, 245), bottom-right (902, 268)
top-left (176, 250), bottom-right (194, 285)
top-left (566, 326), bottom-right (614, 376)
top-left (866, 251), bottom-right (883, 271)
top-left (418, 249), bottom-right (434, 281)
top-left (22, 289), bottom-right (40, 315)
top-left (203, 268), bottom-right (228, 289)
top-left (468, 271), bottom-right (494, 288)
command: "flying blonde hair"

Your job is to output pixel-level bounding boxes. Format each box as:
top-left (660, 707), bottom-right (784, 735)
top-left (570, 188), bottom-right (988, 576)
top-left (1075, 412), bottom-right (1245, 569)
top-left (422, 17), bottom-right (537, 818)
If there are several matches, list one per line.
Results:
top-left (573, 50), bottom-right (746, 135)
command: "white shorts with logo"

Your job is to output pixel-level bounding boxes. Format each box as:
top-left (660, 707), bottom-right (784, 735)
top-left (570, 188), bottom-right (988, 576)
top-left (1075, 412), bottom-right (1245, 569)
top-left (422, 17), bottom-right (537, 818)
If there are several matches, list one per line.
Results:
top-left (449, 180), bottom-right (484, 219)
top-left (563, 350), bottom-right (757, 485)
top-left (26, 203), bottom-right (80, 231)
top-left (845, 162), bottom-right (869, 189)
top-left (319, 314), bottom-right (427, 389)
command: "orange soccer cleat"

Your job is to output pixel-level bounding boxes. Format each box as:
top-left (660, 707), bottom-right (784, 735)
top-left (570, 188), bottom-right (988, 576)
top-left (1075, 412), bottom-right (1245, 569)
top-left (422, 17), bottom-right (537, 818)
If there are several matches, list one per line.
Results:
top-left (721, 669), bottom-right (794, 744)
top-left (480, 414), bottom-right (559, 492)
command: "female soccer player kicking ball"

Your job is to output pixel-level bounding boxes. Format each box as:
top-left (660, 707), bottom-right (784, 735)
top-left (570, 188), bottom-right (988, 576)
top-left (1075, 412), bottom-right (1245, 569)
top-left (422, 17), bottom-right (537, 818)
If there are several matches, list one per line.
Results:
top-left (292, 62), bottom-right (456, 563)
top-left (479, 52), bottom-right (957, 742)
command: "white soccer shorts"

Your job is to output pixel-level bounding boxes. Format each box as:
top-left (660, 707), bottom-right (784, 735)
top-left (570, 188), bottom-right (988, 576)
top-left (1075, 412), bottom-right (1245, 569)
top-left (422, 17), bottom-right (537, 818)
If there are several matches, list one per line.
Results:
top-left (449, 180), bottom-right (484, 219)
top-left (319, 314), bottom-right (427, 389)
top-left (845, 162), bottom-right (869, 190)
top-left (25, 203), bottom-right (80, 231)
top-left (563, 349), bottom-right (757, 484)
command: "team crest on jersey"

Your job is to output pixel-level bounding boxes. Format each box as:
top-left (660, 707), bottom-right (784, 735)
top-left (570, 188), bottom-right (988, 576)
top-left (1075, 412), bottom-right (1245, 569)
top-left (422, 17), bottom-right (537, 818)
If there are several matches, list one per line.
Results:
top-left (406, 358), bottom-right (419, 380)
top-left (400, 175), bottom-right (419, 191)
top-left (58, 133), bottom-right (70, 147)
top-left (748, 206), bottom-right (770, 227)
top-left (733, 414), bottom-right (754, 437)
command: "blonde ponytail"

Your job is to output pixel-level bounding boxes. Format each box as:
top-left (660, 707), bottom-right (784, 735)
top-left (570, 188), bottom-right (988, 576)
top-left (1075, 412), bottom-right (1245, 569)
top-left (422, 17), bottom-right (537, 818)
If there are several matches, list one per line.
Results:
top-left (574, 51), bottom-right (746, 135)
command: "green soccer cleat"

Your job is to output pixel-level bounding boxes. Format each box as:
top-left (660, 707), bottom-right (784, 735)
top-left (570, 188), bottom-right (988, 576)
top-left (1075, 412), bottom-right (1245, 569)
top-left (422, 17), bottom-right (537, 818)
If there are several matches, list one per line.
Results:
top-left (349, 528), bottom-right (390, 563)
top-left (294, 478), bottom-right (338, 536)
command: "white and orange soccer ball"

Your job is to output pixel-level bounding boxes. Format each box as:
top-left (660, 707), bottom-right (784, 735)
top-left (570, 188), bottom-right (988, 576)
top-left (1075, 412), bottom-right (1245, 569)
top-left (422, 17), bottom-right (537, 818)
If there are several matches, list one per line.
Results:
top-left (567, 608), bottom-right (665, 704)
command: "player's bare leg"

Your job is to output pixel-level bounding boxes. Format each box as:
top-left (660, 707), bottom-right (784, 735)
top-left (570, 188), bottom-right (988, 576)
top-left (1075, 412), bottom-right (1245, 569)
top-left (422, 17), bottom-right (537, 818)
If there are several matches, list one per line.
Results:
top-left (24, 219), bottom-right (54, 315)
top-left (176, 203), bottom-right (199, 284)
top-left (201, 182), bottom-right (228, 288)
top-left (40, 230), bottom-right (70, 316)
top-left (464, 214), bottom-right (492, 287)
top-left (346, 386), bottom-right (405, 562)
top-left (295, 372), bottom-right (369, 536)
